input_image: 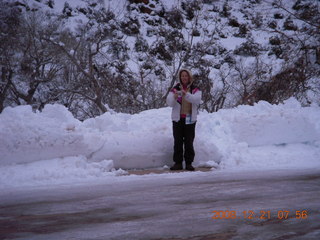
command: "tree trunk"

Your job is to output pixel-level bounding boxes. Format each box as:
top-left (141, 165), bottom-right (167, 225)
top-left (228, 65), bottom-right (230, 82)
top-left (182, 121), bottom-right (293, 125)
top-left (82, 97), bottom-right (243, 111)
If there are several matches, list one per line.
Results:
top-left (0, 68), bottom-right (13, 113)
top-left (316, 47), bottom-right (320, 65)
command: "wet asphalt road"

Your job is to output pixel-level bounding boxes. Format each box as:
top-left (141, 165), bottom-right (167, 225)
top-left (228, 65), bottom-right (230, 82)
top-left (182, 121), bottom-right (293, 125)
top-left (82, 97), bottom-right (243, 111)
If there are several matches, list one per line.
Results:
top-left (1, 169), bottom-right (320, 240)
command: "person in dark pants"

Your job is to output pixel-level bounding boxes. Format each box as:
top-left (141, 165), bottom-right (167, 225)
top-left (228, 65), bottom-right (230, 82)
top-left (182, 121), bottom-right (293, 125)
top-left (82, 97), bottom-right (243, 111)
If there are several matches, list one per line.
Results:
top-left (166, 69), bottom-right (202, 171)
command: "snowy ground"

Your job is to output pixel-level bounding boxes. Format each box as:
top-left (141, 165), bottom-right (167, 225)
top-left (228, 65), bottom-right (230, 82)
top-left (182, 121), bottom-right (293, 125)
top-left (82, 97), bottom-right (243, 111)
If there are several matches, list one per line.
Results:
top-left (0, 98), bottom-right (320, 239)
top-left (2, 0), bottom-right (319, 238)
top-left (0, 98), bottom-right (320, 190)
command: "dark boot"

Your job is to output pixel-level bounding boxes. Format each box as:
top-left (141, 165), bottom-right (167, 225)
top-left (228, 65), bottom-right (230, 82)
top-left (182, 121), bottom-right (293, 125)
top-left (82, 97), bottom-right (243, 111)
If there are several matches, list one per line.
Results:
top-left (170, 163), bottom-right (183, 171)
top-left (185, 164), bottom-right (195, 171)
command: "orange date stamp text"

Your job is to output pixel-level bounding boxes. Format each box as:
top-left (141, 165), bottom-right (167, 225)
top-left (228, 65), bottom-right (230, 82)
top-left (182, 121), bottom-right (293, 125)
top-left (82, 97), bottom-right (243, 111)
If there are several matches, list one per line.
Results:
top-left (211, 210), bottom-right (308, 220)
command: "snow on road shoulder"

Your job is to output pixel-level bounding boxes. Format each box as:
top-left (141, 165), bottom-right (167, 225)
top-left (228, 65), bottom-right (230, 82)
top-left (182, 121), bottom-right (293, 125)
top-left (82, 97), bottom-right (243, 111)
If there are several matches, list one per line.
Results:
top-left (0, 156), bottom-right (127, 190)
top-left (0, 98), bottom-right (319, 189)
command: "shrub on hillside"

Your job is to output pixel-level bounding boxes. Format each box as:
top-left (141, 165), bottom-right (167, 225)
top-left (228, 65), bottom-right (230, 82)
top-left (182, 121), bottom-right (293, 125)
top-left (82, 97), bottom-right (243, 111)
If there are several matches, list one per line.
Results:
top-left (269, 36), bottom-right (281, 45)
top-left (234, 40), bottom-right (262, 56)
top-left (283, 18), bottom-right (298, 31)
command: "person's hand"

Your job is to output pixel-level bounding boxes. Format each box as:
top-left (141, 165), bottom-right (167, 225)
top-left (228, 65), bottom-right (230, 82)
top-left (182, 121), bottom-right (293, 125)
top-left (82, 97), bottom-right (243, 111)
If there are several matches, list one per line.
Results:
top-left (174, 92), bottom-right (179, 99)
top-left (181, 90), bottom-right (187, 96)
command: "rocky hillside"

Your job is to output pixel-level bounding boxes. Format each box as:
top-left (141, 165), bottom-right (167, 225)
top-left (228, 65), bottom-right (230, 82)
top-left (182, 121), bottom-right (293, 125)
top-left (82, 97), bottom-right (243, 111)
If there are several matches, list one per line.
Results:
top-left (1, 0), bottom-right (319, 119)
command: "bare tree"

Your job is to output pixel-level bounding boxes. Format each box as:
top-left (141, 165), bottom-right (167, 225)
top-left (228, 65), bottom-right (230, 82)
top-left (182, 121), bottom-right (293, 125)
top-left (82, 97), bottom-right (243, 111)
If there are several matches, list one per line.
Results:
top-left (0, 7), bottom-right (63, 112)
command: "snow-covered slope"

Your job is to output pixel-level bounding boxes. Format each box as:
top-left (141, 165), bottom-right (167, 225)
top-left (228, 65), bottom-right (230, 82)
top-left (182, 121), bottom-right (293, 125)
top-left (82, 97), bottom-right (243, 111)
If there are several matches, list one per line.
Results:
top-left (7, 0), bottom-right (319, 118)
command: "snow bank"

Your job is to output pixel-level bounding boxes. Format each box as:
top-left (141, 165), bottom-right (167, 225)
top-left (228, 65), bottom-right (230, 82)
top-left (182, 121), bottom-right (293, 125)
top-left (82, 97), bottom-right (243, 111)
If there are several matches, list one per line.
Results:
top-left (0, 104), bottom-right (89, 165)
top-left (82, 108), bottom-right (173, 169)
top-left (196, 98), bottom-right (320, 170)
top-left (0, 98), bottom-right (320, 188)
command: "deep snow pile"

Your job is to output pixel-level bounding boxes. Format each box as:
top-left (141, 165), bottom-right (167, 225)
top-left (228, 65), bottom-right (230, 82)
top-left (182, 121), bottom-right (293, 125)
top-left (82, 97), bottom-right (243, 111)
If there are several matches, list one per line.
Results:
top-left (0, 98), bottom-right (319, 188)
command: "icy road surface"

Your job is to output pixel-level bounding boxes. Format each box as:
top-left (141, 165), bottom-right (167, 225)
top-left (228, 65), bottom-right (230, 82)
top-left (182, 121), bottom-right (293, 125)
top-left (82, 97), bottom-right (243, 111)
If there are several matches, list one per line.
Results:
top-left (1, 169), bottom-right (320, 240)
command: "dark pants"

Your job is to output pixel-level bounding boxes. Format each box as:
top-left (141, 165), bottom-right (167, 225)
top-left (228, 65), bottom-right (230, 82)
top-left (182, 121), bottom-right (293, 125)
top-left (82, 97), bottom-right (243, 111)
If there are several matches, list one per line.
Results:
top-left (172, 118), bottom-right (196, 165)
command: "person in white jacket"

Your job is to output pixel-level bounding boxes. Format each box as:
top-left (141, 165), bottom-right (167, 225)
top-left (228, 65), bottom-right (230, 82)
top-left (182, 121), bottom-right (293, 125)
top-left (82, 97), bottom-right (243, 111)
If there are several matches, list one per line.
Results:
top-left (166, 69), bottom-right (202, 171)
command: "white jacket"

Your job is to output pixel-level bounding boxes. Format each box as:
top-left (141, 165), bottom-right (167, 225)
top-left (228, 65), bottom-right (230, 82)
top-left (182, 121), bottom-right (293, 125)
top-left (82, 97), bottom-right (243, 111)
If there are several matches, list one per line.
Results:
top-left (166, 88), bottom-right (202, 122)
